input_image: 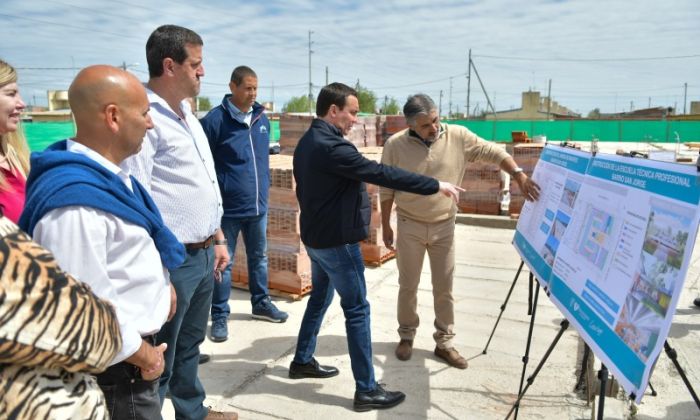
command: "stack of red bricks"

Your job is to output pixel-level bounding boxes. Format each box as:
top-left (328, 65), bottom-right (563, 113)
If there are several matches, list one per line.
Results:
top-left (231, 154), bottom-right (312, 296)
top-left (279, 114), bottom-right (378, 155)
top-left (376, 115), bottom-right (408, 146)
top-left (279, 115), bottom-right (313, 155)
top-left (359, 147), bottom-right (397, 265)
top-left (508, 143), bottom-right (544, 215)
top-left (457, 144), bottom-right (507, 215)
top-left (345, 116), bottom-right (378, 148)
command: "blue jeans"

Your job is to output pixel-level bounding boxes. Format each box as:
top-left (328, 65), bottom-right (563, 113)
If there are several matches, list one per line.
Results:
top-left (157, 247), bottom-right (215, 420)
top-left (293, 242), bottom-right (376, 392)
top-left (211, 214), bottom-right (270, 321)
top-left (97, 362), bottom-right (160, 420)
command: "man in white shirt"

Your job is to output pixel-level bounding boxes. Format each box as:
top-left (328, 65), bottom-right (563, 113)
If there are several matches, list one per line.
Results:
top-left (22, 65), bottom-right (180, 420)
top-left (125, 25), bottom-right (236, 420)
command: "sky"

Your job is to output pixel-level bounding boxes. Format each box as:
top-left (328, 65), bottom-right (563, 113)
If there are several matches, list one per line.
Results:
top-left (2, 0), bottom-right (699, 116)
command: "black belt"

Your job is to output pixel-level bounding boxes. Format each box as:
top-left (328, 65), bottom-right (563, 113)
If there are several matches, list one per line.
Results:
top-left (185, 235), bottom-right (215, 250)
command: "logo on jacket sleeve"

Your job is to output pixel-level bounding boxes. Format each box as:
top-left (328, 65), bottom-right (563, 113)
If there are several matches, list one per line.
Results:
top-left (260, 126), bottom-right (268, 134)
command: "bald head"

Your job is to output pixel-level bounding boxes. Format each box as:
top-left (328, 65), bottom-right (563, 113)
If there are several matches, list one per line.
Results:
top-left (69, 65), bottom-right (144, 121)
top-left (68, 65), bottom-right (153, 164)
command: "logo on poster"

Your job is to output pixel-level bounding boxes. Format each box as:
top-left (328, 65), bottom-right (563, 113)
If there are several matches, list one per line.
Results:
top-left (570, 298), bottom-right (591, 323)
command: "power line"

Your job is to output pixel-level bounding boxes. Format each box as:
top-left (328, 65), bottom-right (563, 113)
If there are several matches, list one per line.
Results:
top-left (473, 54), bottom-right (700, 62)
top-left (0, 12), bottom-right (142, 41)
top-left (39, 0), bottom-right (144, 23)
top-left (368, 72), bottom-right (467, 90)
top-left (15, 67), bottom-right (76, 70)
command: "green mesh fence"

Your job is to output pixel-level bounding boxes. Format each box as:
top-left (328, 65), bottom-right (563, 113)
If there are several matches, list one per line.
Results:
top-left (270, 120), bottom-right (280, 143)
top-left (23, 119), bottom-right (699, 152)
top-left (447, 120), bottom-right (700, 142)
top-left (22, 122), bottom-right (75, 152)
top-left (23, 120), bottom-right (282, 152)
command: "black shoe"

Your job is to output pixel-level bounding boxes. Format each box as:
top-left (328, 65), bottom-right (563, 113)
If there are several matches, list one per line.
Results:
top-left (353, 384), bottom-right (406, 412)
top-left (288, 357), bottom-right (339, 379)
top-left (694, 297), bottom-right (700, 308)
top-left (199, 354), bottom-right (211, 364)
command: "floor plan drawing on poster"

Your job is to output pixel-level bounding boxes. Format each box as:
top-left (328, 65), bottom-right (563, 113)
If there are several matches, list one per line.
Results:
top-left (513, 145), bottom-right (590, 284)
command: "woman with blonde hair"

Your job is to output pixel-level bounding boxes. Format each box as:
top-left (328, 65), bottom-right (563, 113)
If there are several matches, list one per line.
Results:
top-left (0, 59), bottom-right (30, 223)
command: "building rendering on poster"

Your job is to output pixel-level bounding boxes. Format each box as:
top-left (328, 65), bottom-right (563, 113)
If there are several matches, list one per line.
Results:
top-left (513, 144), bottom-right (700, 402)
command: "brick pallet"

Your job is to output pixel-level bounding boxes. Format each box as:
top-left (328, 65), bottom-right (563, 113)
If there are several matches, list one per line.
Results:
top-left (230, 233), bottom-right (312, 297)
top-left (457, 144), bottom-right (508, 216)
top-left (359, 147), bottom-right (397, 265)
top-left (227, 154), bottom-right (312, 298)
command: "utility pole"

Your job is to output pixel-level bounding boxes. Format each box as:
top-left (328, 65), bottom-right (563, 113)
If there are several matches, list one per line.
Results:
top-left (546, 78), bottom-right (552, 120)
top-left (470, 58), bottom-right (497, 117)
top-left (466, 49), bottom-right (472, 119)
top-left (308, 30), bottom-right (314, 115)
top-left (648, 97), bottom-right (651, 108)
top-left (325, 66), bottom-right (328, 86)
top-left (683, 82), bottom-right (688, 114)
top-left (449, 77), bottom-right (453, 118)
top-left (383, 95), bottom-right (388, 115)
top-left (439, 90), bottom-right (443, 118)
top-left (271, 81), bottom-right (275, 112)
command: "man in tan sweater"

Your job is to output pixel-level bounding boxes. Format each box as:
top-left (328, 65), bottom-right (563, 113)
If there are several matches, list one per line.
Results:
top-left (380, 94), bottom-right (540, 368)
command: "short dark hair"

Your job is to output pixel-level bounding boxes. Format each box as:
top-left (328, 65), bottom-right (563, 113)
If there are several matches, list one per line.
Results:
top-left (316, 82), bottom-right (357, 117)
top-left (230, 66), bottom-right (257, 85)
top-left (146, 25), bottom-right (203, 78)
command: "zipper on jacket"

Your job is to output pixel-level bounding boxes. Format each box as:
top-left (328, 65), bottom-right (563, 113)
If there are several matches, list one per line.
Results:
top-left (249, 111), bottom-right (264, 216)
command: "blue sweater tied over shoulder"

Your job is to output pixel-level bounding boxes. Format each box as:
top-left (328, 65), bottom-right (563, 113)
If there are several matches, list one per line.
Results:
top-left (19, 140), bottom-right (185, 270)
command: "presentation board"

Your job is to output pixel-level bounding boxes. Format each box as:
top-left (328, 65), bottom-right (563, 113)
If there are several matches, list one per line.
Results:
top-left (513, 144), bottom-right (700, 402)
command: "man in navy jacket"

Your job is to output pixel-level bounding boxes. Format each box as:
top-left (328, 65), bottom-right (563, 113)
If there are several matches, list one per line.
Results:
top-left (201, 66), bottom-right (288, 343)
top-left (290, 82), bottom-right (462, 412)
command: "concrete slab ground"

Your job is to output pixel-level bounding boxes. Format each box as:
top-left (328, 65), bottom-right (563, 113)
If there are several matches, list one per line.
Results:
top-left (163, 220), bottom-right (700, 419)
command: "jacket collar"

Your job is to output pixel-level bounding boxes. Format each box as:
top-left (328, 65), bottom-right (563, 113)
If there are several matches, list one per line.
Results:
top-left (313, 118), bottom-right (343, 137)
top-left (221, 94), bottom-right (265, 122)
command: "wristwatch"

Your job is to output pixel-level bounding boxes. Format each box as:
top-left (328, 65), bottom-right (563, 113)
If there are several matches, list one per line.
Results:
top-left (214, 239), bottom-right (228, 245)
top-left (512, 167), bottom-right (524, 177)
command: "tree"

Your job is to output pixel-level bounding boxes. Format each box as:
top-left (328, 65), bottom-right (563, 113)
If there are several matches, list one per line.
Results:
top-left (354, 82), bottom-right (377, 113)
top-left (383, 97), bottom-right (401, 115)
top-left (197, 96), bottom-right (212, 111)
top-left (587, 108), bottom-right (601, 119)
top-left (283, 95), bottom-right (315, 113)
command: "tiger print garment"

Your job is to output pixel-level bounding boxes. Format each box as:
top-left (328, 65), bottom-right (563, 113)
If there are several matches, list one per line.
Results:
top-left (0, 216), bottom-right (122, 419)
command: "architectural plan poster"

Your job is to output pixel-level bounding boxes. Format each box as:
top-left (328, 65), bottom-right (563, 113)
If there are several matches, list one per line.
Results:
top-left (513, 145), bottom-right (591, 286)
top-left (548, 153), bottom-right (700, 402)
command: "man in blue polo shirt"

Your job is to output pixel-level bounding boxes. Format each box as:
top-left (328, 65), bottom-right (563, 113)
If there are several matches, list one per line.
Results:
top-left (201, 66), bottom-right (288, 343)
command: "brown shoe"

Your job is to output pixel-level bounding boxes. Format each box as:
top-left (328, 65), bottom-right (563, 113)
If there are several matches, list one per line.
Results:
top-left (205, 409), bottom-right (238, 420)
top-left (434, 347), bottom-right (468, 369)
top-left (395, 339), bottom-right (413, 361)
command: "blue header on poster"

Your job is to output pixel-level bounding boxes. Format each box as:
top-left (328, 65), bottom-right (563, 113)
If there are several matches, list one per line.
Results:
top-left (587, 157), bottom-right (700, 205)
top-left (540, 146), bottom-right (590, 175)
